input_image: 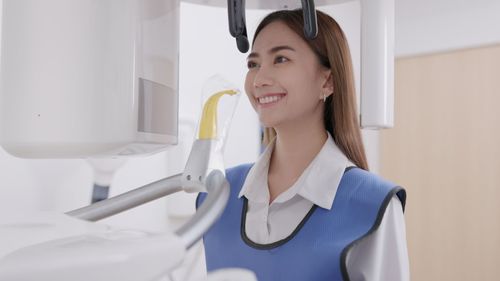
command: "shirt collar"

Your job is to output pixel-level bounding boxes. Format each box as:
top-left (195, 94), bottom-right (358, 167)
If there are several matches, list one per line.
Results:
top-left (238, 132), bottom-right (354, 209)
top-left (238, 138), bottom-right (274, 203)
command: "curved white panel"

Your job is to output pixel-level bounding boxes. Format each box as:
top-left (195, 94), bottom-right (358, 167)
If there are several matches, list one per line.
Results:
top-left (0, 0), bottom-right (180, 158)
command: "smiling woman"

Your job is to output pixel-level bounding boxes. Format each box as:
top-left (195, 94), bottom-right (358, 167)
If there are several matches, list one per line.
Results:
top-left (245, 21), bottom-right (330, 138)
top-left (197, 9), bottom-right (409, 281)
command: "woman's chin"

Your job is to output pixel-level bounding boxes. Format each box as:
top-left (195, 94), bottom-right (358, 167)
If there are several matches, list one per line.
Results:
top-left (258, 118), bottom-right (278, 129)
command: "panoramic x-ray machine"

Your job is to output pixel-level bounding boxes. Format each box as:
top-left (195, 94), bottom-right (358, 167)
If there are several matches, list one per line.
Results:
top-left (0, 0), bottom-right (394, 280)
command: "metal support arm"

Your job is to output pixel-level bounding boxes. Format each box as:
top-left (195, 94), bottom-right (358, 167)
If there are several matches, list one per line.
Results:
top-left (175, 170), bottom-right (230, 248)
top-left (66, 170), bottom-right (230, 250)
top-left (66, 173), bottom-right (184, 221)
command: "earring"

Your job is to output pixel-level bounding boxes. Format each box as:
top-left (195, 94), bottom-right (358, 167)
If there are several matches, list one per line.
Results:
top-left (323, 93), bottom-right (326, 103)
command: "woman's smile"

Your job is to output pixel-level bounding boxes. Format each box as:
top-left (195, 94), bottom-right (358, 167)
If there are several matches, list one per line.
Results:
top-left (257, 93), bottom-right (287, 108)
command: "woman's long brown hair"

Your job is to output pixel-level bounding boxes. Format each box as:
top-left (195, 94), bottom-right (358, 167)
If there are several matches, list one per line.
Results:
top-left (255, 9), bottom-right (369, 170)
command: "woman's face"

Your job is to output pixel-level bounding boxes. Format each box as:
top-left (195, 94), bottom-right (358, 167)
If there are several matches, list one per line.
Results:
top-left (245, 21), bottom-right (331, 129)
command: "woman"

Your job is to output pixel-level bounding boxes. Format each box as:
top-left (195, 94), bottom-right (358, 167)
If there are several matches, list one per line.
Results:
top-left (198, 9), bottom-right (409, 281)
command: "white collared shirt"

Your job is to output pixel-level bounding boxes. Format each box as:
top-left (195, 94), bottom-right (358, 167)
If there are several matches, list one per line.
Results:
top-left (238, 133), bottom-right (410, 281)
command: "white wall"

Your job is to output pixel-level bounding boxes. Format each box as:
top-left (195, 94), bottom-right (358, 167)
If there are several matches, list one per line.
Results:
top-left (178, 3), bottom-right (262, 169)
top-left (396, 0), bottom-right (500, 57)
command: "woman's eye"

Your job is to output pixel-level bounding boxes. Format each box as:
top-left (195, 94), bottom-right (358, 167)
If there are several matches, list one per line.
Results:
top-left (274, 56), bottom-right (289, 64)
top-left (247, 61), bottom-right (258, 69)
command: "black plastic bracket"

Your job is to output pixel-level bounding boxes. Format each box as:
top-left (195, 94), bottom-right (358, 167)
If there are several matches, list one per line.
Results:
top-left (228, 0), bottom-right (250, 53)
top-left (301, 0), bottom-right (318, 40)
top-left (227, 0), bottom-right (318, 53)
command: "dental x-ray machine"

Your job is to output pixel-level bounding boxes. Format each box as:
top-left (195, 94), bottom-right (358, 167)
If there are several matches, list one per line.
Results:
top-left (0, 0), bottom-right (394, 280)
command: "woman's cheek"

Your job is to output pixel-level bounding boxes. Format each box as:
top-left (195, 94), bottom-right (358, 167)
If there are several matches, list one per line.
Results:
top-left (247, 95), bottom-right (258, 111)
top-left (244, 75), bottom-right (257, 110)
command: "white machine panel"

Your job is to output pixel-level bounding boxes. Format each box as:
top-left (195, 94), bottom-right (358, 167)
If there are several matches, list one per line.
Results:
top-left (0, 0), bottom-right (180, 158)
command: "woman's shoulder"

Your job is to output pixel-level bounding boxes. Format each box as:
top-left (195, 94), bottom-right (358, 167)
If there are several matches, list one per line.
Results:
top-left (341, 167), bottom-right (406, 211)
top-left (342, 167), bottom-right (397, 190)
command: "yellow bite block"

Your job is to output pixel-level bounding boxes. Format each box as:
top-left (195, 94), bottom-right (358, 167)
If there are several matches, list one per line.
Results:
top-left (198, 89), bottom-right (237, 139)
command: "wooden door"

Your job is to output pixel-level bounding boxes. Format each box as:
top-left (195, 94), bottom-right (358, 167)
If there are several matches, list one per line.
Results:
top-left (380, 45), bottom-right (500, 280)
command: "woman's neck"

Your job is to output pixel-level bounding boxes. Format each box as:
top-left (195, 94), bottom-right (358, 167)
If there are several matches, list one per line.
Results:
top-left (267, 119), bottom-right (328, 203)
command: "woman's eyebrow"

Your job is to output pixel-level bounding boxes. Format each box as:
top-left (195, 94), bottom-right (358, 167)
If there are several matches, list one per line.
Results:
top-left (247, 45), bottom-right (296, 60)
top-left (269, 45), bottom-right (296, 54)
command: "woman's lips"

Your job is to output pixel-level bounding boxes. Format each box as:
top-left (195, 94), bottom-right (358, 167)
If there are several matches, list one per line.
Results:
top-left (257, 93), bottom-right (286, 106)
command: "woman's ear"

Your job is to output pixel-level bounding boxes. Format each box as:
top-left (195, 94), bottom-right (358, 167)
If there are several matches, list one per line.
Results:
top-left (320, 70), bottom-right (334, 100)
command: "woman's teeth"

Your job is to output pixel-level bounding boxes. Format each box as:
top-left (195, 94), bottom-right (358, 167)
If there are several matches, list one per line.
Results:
top-left (258, 95), bottom-right (283, 104)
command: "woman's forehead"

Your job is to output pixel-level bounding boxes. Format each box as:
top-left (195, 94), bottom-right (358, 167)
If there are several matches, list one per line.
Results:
top-left (252, 21), bottom-right (307, 53)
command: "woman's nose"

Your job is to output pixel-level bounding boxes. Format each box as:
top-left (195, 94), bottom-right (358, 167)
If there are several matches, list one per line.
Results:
top-left (252, 66), bottom-right (274, 88)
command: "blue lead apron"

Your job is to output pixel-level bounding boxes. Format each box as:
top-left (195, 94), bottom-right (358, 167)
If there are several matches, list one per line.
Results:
top-left (197, 164), bottom-right (406, 281)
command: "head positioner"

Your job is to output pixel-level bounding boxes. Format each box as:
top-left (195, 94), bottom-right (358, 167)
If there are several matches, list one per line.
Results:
top-left (227, 0), bottom-right (318, 53)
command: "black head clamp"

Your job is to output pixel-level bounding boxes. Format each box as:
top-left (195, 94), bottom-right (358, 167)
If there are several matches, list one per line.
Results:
top-left (227, 0), bottom-right (318, 53)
